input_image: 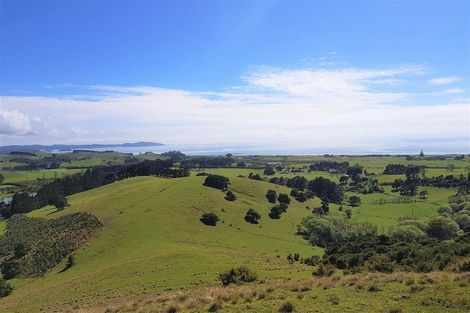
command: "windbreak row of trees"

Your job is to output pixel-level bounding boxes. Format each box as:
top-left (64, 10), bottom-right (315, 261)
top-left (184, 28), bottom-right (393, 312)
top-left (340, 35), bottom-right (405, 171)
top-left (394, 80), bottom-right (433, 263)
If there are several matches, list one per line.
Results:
top-left (0, 159), bottom-right (189, 218)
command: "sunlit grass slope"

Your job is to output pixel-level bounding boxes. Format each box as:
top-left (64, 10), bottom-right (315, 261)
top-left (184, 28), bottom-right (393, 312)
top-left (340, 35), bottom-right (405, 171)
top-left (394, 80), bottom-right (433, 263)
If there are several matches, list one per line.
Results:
top-left (0, 175), bottom-right (321, 312)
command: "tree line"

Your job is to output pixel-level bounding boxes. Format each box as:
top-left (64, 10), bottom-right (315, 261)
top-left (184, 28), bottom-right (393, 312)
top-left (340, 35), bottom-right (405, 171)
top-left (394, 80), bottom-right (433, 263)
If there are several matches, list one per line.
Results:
top-left (0, 159), bottom-right (189, 218)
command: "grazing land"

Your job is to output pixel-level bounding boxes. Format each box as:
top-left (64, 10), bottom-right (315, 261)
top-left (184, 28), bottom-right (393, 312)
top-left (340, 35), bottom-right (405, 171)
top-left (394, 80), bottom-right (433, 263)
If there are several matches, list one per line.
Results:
top-left (0, 152), bottom-right (469, 312)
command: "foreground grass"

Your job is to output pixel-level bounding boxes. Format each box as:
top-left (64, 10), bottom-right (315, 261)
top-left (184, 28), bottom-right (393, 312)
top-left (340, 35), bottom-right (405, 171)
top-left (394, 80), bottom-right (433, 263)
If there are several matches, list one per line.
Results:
top-left (92, 272), bottom-right (470, 313)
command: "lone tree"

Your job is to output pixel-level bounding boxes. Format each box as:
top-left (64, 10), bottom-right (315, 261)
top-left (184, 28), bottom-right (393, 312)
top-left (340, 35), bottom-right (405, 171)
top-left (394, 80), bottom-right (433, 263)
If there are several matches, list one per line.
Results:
top-left (348, 195), bottom-right (361, 207)
top-left (266, 190), bottom-right (277, 203)
top-left (225, 191), bottom-right (236, 201)
top-left (244, 208), bottom-right (261, 224)
top-left (200, 212), bottom-right (219, 226)
top-left (203, 174), bottom-right (230, 191)
top-left (53, 195), bottom-right (68, 211)
top-left (263, 167), bottom-right (275, 175)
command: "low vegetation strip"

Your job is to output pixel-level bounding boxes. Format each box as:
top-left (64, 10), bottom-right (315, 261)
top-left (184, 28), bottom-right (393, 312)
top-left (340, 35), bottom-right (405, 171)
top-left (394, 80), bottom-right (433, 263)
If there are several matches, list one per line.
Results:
top-left (0, 212), bottom-right (102, 278)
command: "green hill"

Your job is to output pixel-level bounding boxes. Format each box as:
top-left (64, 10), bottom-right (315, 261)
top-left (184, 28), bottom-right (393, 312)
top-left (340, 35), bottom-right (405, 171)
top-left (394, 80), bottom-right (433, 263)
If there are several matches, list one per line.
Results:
top-left (0, 175), bottom-right (321, 312)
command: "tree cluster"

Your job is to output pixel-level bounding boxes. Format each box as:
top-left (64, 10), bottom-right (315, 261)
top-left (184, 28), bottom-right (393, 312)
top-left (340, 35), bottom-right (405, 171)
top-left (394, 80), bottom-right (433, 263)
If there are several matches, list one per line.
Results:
top-left (203, 174), bottom-right (230, 191)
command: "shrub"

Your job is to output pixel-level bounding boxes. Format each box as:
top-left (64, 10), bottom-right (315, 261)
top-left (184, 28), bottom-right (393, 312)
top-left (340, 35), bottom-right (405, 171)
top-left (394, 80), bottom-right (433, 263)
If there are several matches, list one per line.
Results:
top-left (224, 191), bottom-right (236, 201)
top-left (166, 305), bottom-right (178, 313)
top-left (208, 302), bottom-right (222, 312)
top-left (390, 225), bottom-right (426, 242)
top-left (0, 277), bottom-right (12, 298)
top-left (426, 216), bottom-right (462, 240)
top-left (244, 208), bottom-right (261, 224)
top-left (279, 301), bottom-right (295, 313)
top-left (203, 174), bottom-right (230, 191)
top-left (312, 264), bottom-right (335, 277)
top-left (219, 266), bottom-right (257, 286)
top-left (200, 213), bottom-right (219, 226)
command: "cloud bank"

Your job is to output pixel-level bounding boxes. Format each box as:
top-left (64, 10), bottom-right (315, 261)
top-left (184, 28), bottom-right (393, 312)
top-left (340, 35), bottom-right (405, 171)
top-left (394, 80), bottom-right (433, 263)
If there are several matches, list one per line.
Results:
top-left (1, 65), bottom-right (468, 153)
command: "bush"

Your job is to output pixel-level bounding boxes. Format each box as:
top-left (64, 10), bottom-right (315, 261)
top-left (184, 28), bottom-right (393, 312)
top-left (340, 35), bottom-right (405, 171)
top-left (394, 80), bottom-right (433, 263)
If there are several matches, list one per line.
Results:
top-left (279, 302), bottom-right (295, 313)
top-left (244, 208), bottom-right (261, 224)
top-left (266, 190), bottom-right (277, 203)
top-left (224, 191), bottom-right (236, 201)
top-left (200, 213), bottom-right (219, 226)
top-left (0, 277), bottom-right (12, 298)
top-left (312, 264), bottom-right (335, 277)
top-left (390, 225), bottom-right (426, 242)
top-left (426, 216), bottom-right (462, 240)
top-left (219, 266), bottom-right (257, 286)
top-left (203, 174), bottom-right (230, 191)
top-left (208, 302), bottom-right (222, 312)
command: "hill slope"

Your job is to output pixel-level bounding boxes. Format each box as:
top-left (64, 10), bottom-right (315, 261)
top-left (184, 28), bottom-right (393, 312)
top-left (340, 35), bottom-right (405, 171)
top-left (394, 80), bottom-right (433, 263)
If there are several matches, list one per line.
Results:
top-left (0, 175), bottom-right (321, 312)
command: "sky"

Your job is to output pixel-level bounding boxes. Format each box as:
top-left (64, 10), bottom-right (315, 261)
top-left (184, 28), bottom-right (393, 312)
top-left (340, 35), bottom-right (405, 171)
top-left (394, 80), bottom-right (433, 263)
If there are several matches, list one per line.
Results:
top-left (0, 0), bottom-right (469, 153)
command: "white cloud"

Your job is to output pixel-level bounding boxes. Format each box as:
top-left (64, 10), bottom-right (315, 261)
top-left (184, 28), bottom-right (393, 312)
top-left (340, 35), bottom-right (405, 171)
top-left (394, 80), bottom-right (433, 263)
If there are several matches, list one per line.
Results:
top-left (428, 76), bottom-right (460, 85)
top-left (0, 110), bottom-right (34, 136)
top-left (0, 65), bottom-right (468, 152)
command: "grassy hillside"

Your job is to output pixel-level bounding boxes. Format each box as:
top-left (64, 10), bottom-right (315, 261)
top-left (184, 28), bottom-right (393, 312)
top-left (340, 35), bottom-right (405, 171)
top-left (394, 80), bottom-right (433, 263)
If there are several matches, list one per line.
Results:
top-left (0, 175), bottom-right (321, 312)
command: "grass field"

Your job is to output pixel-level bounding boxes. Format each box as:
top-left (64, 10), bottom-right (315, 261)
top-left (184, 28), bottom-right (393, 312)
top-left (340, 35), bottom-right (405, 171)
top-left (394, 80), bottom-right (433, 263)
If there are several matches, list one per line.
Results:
top-left (0, 168), bottom-right (84, 184)
top-left (0, 175), bottom-right (323, 312)
top-left (0, 155), bottom-right (468, 312)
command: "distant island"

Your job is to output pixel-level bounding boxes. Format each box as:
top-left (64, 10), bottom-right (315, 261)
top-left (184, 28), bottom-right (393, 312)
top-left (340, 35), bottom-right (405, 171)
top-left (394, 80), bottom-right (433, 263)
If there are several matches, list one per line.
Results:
top-left (0, 141), bottom-right (164, 153)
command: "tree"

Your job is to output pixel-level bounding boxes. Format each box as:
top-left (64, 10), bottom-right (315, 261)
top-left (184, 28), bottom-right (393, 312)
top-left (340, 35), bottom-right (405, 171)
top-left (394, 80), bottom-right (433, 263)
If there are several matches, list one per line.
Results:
top-left (345, 208), bottom-right (352, 218)
top-left (53, 195), bottom-right (68, 211)
top-left (313, 200), bottom-right (329, 215)
top-left (426, 216), bottom-right (462, 240)
top-left (263, 167), bottom-right (275, 175)
top-left (420, 150), bottom-right (424, 157)
top-left (200, 213), bottom-right (219, 226)
top-left (348, 195), bottom-right (361, 207)
top-left (224, 191), bottom-right (236, 201)
top-left (266, 190), bottom-right (277, 203)
top-left (244, 208), bottom-right (261, 224)
top-left (203, 174), bottom-right (230, 191)
top-left (339, 175), bottom-right (349, 185)
top-left (278, 193), bottom-right (291, 204)
top-left (269, 205), bottom-right (283, 219)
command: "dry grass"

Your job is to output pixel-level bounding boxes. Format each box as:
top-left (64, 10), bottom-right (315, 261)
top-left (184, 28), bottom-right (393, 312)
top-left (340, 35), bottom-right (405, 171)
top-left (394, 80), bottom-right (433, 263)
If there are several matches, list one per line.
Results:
top-left (73, 271), bottom-right (470, 313)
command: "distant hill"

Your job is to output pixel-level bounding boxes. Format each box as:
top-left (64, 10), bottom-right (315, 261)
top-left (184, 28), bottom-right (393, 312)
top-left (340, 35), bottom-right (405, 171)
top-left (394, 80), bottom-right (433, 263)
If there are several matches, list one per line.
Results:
top-left (0, 141), bottom-right (163, 153)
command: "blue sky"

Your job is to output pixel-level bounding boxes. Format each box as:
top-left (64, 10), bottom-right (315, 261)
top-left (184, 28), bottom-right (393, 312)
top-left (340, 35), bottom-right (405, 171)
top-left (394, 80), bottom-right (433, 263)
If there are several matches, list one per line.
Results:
top-left (1, 1), bottom-right (469, 153)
